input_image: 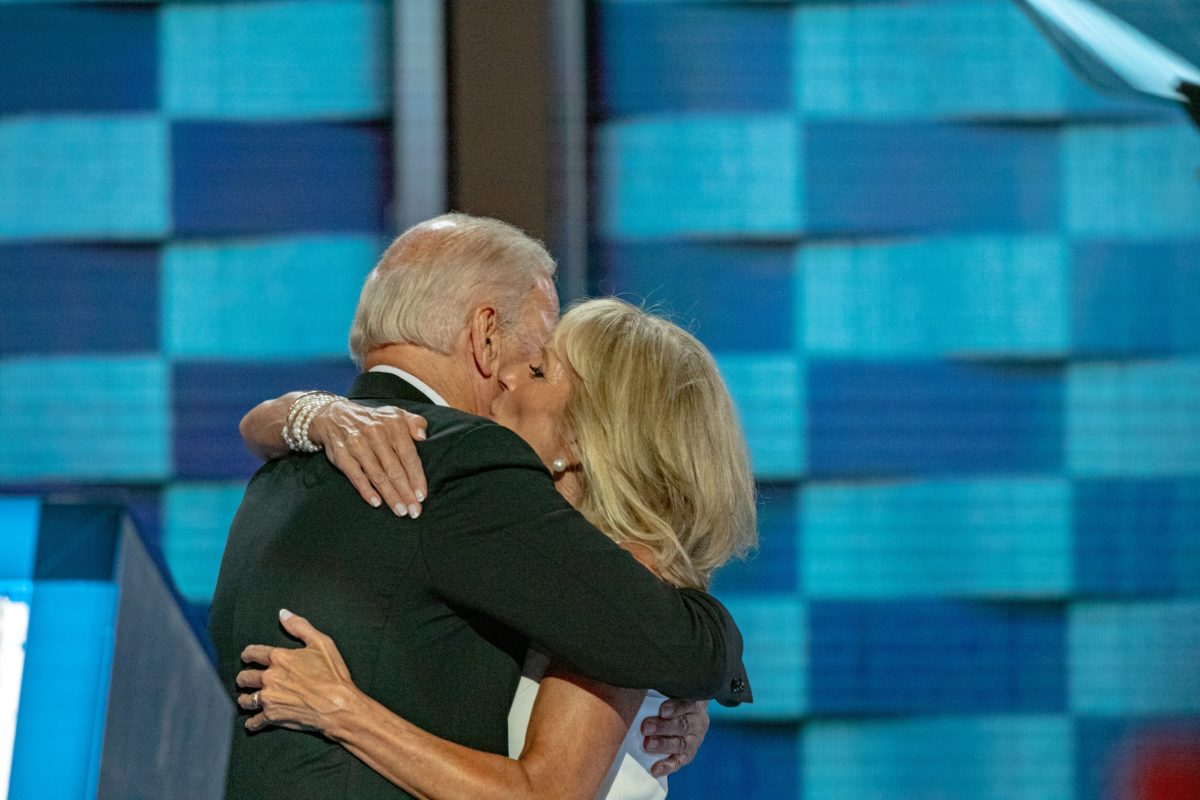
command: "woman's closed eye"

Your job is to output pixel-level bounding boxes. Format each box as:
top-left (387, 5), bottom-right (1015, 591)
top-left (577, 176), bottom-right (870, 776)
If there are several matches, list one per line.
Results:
top-left (529, 364), bottom-right (546, 380)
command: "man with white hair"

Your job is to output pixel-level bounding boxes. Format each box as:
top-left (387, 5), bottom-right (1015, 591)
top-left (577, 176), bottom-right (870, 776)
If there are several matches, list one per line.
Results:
top-left (209, 213), bottom-right (749, 800)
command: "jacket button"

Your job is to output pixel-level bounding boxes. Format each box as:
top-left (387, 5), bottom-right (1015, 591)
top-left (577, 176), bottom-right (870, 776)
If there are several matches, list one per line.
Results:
top-left (731, 677), bottom-right (746, 694)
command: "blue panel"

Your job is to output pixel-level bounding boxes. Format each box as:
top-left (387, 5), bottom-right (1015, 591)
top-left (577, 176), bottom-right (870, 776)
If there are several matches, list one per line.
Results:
top-left (1074, 718), bottom-right (1200, 800)
top-left (1070, 600), bottom-right (1200, 715)
top-left (0, 245), bottom-right (159, 356)
top-left (0, 118), bottom-right (168, 241)
top-left (172, 121), bottom-right (392, 236)
top-left (712, 482), bottom-right (799, 594)
top-left (805, 717), bottom-right (1073, 800)
top-left (597, 116), bottom-right (802, 239)
top-left (803, 236), bottom-right (1069, 357)
top-left (797, 2), bottom-right (1069, 120)
top-left (0, 6), bottom-right (157, 113)
top-left (669, 722), bottom-right (801, 800)
top-left (1072, 241), bottom-right (1200, 355)
top-left (716, 353), bottom-right (805, 479)
top-left (1064, 124), bottom-right (1200, 238)
top-left (34, 504), bottom-right (121, 581)
top-left (0, 499), bottom-right (39, 580)
top-left (0, 357), bottom-right (169, 481)
top-left (808, 361), bottom-right (1063, 477)
top-left (803, 479), bottom-right (1072, 598)
top-left (712, 596), bottom-right (805, 720)
top-left (172, 360), bottom-right (359, 479)
top-left (806, 122), bottom-right (1059, 235)
top-left (10, 582), bottom-right (117, 799)
top-left (163, 235), bottom-right (376, 359)
top-left (162, 0), bottom-right (390, 120)
top-left (1066, 359), bottom-right (1200, 477)
top-left (1075, 480), bottom-right (1200, 595)
top-left (163, 483), bottom-right (246, 603)
top-left (809, 601), bottom-right (1067, 713)
top-left (596, 3), bottom-right (792, 115)
top-left (598, 242), bottom-right (796, 352)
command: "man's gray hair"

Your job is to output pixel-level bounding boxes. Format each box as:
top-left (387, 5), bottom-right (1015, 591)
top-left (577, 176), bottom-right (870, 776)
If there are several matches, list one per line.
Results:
top-left (349, 213), bottom-right (557, 365)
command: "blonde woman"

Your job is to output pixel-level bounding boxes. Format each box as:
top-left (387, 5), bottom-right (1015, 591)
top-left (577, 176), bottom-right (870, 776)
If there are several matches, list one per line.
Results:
top-left (236, 298), bottom-right (757, 799)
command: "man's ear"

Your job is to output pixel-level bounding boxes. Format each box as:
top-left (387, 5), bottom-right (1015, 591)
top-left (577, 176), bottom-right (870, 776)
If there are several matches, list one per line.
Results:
top-left (467, 305), bottom-right (500, 378)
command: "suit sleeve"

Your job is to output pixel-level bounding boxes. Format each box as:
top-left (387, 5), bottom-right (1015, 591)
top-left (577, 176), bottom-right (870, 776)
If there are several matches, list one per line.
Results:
top-left (419, 425), bottom-right (752, 706)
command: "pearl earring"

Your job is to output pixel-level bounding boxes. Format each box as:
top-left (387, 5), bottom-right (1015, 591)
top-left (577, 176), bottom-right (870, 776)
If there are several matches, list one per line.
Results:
top-left (551, 458), bottom-right (568, 474)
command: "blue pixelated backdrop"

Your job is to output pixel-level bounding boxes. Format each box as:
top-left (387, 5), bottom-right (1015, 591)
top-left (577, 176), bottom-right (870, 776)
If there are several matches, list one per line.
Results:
top-left (1, 2), bottom-right (1199, 798)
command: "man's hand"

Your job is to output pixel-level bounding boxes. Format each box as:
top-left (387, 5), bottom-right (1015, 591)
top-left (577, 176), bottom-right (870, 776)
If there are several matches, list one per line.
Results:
top-left (309, 400), bottom-right (428, 518)
top-left (640, 698), bottom-right (710, 778)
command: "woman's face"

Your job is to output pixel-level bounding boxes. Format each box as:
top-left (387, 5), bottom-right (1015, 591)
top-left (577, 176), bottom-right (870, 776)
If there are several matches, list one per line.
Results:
top-left (491, 344), bottom-right (574, 468)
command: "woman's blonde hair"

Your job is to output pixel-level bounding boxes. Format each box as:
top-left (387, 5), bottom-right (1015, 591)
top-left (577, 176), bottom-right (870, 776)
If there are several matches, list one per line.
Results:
top-left (554, 298), bottom-right (757, 589)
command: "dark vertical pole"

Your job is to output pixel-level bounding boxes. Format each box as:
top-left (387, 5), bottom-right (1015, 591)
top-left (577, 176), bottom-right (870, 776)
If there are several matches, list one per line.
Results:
top-left (447, 0), bottom-right (588, 302)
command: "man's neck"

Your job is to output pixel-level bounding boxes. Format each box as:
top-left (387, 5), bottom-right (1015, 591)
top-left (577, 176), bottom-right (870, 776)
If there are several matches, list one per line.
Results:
top-left (364, 344), bottom-right (478, 413)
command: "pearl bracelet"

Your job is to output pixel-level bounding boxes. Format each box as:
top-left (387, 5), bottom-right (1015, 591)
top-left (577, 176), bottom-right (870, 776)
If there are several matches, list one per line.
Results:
top-left (282, 391), bottom-right (340, 453)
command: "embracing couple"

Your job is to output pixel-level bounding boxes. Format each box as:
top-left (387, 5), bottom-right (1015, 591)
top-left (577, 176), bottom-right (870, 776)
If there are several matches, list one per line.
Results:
top-left (209, 213), bottom-right (757, 799)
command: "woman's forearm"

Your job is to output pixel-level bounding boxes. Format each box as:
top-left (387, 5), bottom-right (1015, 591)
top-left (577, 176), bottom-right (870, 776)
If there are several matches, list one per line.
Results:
top-left (326, 689), bottom-right (586, 800)
top-left (239, 392), bottom-right (303, 460)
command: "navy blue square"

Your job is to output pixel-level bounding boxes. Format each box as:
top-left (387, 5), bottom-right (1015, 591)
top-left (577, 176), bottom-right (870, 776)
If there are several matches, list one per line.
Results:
top-left (172, 122), bottom-right (393, 236)
top-left (712, 481), bottom-right (798, 594)
top-left (669, 722), bottom-right (801, 800)
top-left (0, 6), bottom-right (158, 113)
top-left (1074, 479), bottom-right (1200, 596)
top-left (595, 242), bottom-right (795, 352)
top-left (0, 245), bottom-right (159, 356)
top-left (809, 600), bottom-right (1067, 714)
top-left (1072, 241), bottom-right (1200, 356)
top-left (594, 4), bottom-right (793, 115)
top-left (806, 122), bottom-right (1060, 235)
top-left (172, 360), bottom-right (360, 480)
top-left (808, 360), bottom-right (1064, 477)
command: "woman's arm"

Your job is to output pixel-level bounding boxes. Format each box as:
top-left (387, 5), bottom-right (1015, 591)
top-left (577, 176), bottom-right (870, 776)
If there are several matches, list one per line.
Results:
top-left (239, 611), bottom-right (640, 800)
top-left (239, 392), bottom-right (429, 518)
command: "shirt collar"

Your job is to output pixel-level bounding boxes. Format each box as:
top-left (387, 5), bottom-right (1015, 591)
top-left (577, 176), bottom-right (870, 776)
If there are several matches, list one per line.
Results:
top-left (367, 365), bottom-right (449, 407)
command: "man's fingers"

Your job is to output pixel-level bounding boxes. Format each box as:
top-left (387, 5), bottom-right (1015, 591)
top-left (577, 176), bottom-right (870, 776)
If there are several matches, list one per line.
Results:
top-left (643, 734), bottom-right (695, 755)
top-left (241, 644), bottom-right (276, 666)
top-left (649, 753), bottom-right (689, 778)
top-left (656, 697), bottom-right (703, 720)
top-left (236, 669), bottom-right (264, 690)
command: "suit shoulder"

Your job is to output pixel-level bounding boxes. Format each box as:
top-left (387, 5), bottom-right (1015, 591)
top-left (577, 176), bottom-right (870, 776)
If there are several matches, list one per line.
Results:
top-left (418, 411), bottom-right (546, 479)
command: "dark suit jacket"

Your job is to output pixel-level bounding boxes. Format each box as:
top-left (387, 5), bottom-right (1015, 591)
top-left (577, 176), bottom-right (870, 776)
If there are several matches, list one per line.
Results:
top-left (209, 371), bottom-right (750, 800)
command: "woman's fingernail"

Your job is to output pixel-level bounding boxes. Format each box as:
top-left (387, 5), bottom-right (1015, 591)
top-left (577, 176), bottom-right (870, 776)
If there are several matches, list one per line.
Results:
top-left (369, 496), bottom-right (382, 508)
top-left (408, 504), bottom-right (421, 519)
top-left (394, 503), bottom-right (408, 517)
top-left (416, 429), bottom-right (427, 441)
top-left (279, 609), bottom-right (294, 621)
top-left (415, 489), bottom-right (426, 502)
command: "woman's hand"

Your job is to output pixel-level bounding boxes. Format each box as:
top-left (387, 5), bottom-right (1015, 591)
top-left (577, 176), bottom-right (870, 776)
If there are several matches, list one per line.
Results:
top-left (310, 401), bottom-right (429, 518)
top-left (237, 610), bottom-right (362, 737)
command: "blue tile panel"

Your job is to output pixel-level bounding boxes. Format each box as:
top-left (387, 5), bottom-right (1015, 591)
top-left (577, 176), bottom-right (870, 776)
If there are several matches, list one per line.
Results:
top-left (712, 482), bottom-right (799, 595)
top-left (0, 117), bottom-right (169, 241)
top-left (171, 121), bottom-right (393, 237)
top-left (804, 716), bottom-right (1073, 800)
top-left (171, 360), bottom-right (359, 479)
top-left (716, 353), bottom-right (805, 479)
top-left (162, 235), bottom-right (376, 359)
top-left (803, 479), bottom-right (1072, 598)
top-left (712, 595), bottom-right (806, 721)
top-left (163, 482), bottom-right (246, 603)
top-left (806, 121), bottom-right (1060, 235)
top-left (161, 0), bottom-right (390, 120)
top-left (0, 6), bottom-right (158, 114)
top-left (0, 245), bottom-right (159, 356)
top-left (1064, 125), bottom-right (1200, 239)
top-left (0, 357), bottom-right (169, 482)
top-left (807, 360), bottom-right (1063, 477)
top-left (596, 115), bottom-right (803, 239)
top-left (1071, 241), bottom-right (1200, 356)
top-left (1066, 359), bottom-right (1200, 477)
top-left (598, 242), bottom-right (796, 352)
top-left (1074, 479), bottom-right (1200, 595)
top-left (595, 3), bottom-right (793, 115)
top-left (802, 235), bottom-right (1069, 357)
top-left (1070, 600), bottom-right (1200, 715)
top-left (669, 722), bottom-right (801, 800)
top-left (809, 601), bottom-right (1067, 714)
top-left (0, 498), bottom-right (40, 580)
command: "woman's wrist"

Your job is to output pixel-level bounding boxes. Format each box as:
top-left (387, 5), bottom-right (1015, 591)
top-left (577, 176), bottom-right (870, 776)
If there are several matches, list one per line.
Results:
top-left (322, 683), bottom-right (372, 744)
